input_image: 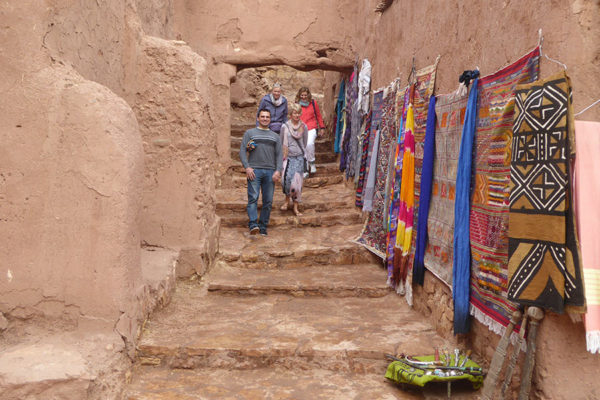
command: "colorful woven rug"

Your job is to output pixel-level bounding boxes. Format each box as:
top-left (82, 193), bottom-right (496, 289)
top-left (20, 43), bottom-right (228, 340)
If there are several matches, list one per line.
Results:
top-left (423, 90), bottom-right (468, 288)
top-left (409, 59), bottom-right (440, 258)
top-left (354, 88), bottom-right (396, 258)
top-left (356, 90), bottom-right (383, 207)
top-left (469, 47), bottom-right (540, 336)
top-left (574, 120), bottom-right (600, 353)
top-left (507, 71), bottom-right (585, 313)
top-left (385, 87), bottom-right (410, 281)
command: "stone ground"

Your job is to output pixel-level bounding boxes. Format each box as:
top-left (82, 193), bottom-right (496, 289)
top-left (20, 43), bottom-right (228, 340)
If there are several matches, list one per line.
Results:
top-left (124, 125), bottom-right (479, 399)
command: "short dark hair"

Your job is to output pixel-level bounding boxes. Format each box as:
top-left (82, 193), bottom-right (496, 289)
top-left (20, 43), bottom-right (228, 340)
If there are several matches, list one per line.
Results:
top-left (258, 108), bottom-right (271, 117)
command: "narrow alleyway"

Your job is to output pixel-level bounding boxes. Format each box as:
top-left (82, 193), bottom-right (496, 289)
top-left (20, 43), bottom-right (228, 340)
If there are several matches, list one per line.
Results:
top-left (124, 124), bottom-right (475, 399)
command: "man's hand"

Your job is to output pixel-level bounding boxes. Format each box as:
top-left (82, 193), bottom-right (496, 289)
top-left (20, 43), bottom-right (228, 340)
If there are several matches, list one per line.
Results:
top-left (246, 167), bottom-right (255, 181)
top-left (272, 170), bottom-right (281, 183)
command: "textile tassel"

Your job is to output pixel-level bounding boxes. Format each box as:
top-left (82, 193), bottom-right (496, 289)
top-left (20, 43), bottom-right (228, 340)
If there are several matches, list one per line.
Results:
top-left (587, 332), bottom-right (600, 354)
top-left (413, 95), bottom-right (437, 285)
top-left (452, 78), bottom-right (479, 335)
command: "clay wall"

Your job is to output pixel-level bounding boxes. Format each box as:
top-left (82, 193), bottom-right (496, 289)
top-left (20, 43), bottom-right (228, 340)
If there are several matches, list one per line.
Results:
top-left (0, 1), bottom-right (144, 336)
top-left (0, 0), bottom-right (220, 347)
top-left (337, 1), bottom-right (600, 398)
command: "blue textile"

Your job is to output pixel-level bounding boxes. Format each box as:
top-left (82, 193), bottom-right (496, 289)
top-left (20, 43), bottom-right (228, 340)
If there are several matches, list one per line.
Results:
top-left (413, 96), bottom-right (437, 285)
top-left (247, 168), bottom-right (275, 231)
top-left (257, 95), bottom-right (288, 133)
top-left (452, 79), bottom-right (479, 335)
top-left (334, 79), bottom-right (346, 153)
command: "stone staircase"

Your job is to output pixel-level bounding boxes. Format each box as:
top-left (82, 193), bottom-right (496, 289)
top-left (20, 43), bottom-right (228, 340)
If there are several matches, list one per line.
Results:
top-left (124, 123), bottom-right (472, 399)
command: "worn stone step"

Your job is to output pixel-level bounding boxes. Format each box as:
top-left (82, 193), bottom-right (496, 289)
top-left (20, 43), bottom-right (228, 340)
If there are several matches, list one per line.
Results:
top-left (218, 225), bottom-right (376, 269)
top-left (216, 184), bottom-right (353, 213)
top-left (225, 161), bottom-right (341, 176)
top-left (218, 208), bottom-right (361, 228)
top-left (230, 123), bottom-right (256, 138)
top-left (207, 263), bottom-right (391, 297)
top-left (231, 135), bottom-right (333, 153)
top-left (125, 365), bottom-right (478, 399)
top-left (222, 173), bottom-right (344, 189)
top-left (231, 148), bottom-right (337, 164)
top-left (136, 283), bottom-right (454, 373)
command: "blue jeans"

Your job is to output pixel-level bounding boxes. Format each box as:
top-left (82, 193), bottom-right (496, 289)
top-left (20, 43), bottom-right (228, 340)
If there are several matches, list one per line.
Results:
top-left (247, 168), bottom-right (275, 231)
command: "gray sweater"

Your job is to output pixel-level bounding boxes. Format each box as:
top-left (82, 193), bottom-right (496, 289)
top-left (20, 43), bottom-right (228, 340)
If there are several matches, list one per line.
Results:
top-left (239, 127), bottom-right (283, 172)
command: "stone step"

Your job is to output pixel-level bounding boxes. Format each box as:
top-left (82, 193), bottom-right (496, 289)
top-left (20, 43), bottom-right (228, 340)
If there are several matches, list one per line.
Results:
top-left (217, 225), bottom-right (376, 269)
top-left (230, 123), bottom-right (256, 138)
top-left (207, 263), bottom-right (391, 297)
top-left (135, 283), bottom-right (453, 373)
top-left (218, 208), bottom-right (362, 228)
top-left (231, 135), bottom-right (333, 153)
top-left (231, 148), bottom-right (337, 164)
top-left (225, 161), bottom-right (341, 176)
top-left (220, 173), bottom-right (344, 189)
top-left (126, 366), bottom-right (465, 399)
top-left (216, 183), bottom-right (353, 212)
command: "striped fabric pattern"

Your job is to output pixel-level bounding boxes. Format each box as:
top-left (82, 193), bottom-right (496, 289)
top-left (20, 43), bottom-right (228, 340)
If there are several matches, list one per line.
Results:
top-left (469, 47), bottom-right (540, 336)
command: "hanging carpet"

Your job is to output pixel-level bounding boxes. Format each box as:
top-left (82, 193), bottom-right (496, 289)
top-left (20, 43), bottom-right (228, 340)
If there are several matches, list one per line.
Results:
top-left (355, 87), bottom-right (397, 258)
top-left (507, 71), bottom-right (585, 314)
top-left (423, 90), bottom-right (469, 288)
top-left (469, 47), bottom-right (540, 336)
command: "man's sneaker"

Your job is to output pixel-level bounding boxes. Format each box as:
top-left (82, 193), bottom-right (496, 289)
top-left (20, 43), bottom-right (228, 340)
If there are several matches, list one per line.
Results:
top-left (309, 162), bottom-right (317, 174)
top-left (303, 172), bottom-right (309, 179)
top-left (259, 229), bottom-right (268, 236)
top-left (250, 226), bottom-right (260, 235)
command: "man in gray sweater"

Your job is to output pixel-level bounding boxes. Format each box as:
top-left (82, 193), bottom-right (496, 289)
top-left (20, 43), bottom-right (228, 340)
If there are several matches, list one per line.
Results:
top-left (239, 109), bottom-right (283, 236)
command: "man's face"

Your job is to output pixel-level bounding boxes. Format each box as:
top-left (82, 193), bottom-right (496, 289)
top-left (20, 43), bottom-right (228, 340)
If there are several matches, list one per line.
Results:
top-left (257, 111), bottom-right (271, 128)
top-left (272, 87), bottom-right (282, 99)
top-left (300, 92), bottom-right (308, 101)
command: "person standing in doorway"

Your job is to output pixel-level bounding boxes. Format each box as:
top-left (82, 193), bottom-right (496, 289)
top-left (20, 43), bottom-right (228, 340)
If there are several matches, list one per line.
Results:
top-left (240, 109), bottom-right (283, 236)
top-left (295, 87), bottom-right (325, 176)
top-left (257, 83), bottom-right (288, 135)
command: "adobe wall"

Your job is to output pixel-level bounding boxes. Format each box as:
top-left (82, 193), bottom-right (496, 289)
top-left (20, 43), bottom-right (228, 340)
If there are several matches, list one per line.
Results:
top-left (41, 0), bottom-right (221, 261)
top-left (0, 0), bottom-right (143, 334)
top-left (0, 0), bottom-right (220, 350)
top-left (338, 1), bottom-right (600, 398)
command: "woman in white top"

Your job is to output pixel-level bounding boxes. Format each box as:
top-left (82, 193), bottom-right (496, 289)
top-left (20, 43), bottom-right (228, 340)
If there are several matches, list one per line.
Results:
top-left (280, 103), bottom-right (308, 216)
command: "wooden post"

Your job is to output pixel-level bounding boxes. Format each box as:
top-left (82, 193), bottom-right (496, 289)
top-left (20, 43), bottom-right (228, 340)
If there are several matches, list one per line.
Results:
top-left (518, 307), bottom-right (544, 400)
top-left (499, 310), bottom-right (529, 399)
top-left (481, 309), bottom-right (522, 400)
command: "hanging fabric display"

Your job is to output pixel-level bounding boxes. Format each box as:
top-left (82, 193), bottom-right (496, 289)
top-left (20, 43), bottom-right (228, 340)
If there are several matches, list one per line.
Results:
top-left (403, 59), bottom-right (440, 303)
top-left (413, 95), bottom-right (437, 285)
top-left (339, 69), bottom-right (355, 173)
top-left (357, 59), bottom-right (372, 116)
top-left (453, 78), bottom-right (479, 335)
top-left (408, 59), bottom-right (440, 253)
top-left (392, 103), bottom-right (415, 294)
top-left (507, 71), bottom-right (585, 313)
top-left (574, 119), bottom-right (600, 354)
top-left (424, 90), bottom-right (469, 288)
top-left (347, 65), bottom-right (361, 179)
top-left (334, 79), bottom-right (346, 154)
top-left (469, 47), bottom-right (540, 336)
top-left (356, 90), bottom-right (384, 207)
top-left (355, 86), bottom-right (397, 258)
top-left (385, 87), bottom-right (410, 284)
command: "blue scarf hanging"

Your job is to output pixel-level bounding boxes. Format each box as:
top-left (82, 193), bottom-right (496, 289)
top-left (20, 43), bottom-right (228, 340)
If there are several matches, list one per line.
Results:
top-left (452, 78), bottom-right (479, 335)
top-left (413, 95), bottom-right (437, 285)
top-left (334, 79), bottom-right (346, 154)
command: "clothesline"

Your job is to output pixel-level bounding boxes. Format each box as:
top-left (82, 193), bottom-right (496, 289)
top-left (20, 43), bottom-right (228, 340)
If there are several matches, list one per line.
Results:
top-left (575, 98), bottom-right (600, 117)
